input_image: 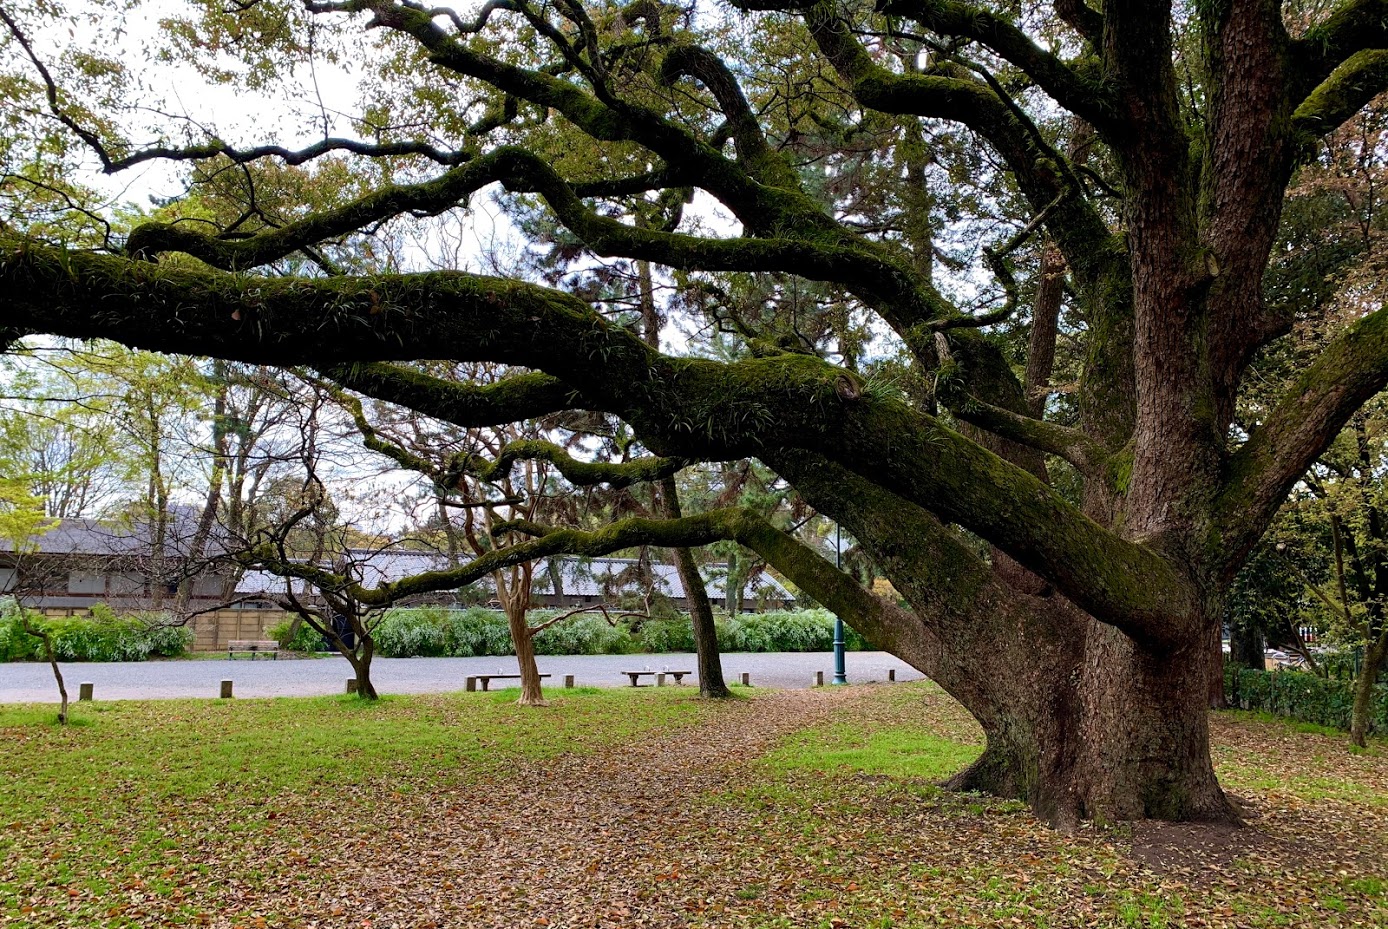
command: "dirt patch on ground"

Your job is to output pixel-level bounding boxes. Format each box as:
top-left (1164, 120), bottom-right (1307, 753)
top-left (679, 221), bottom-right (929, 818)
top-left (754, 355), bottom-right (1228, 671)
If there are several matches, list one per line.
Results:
top-left (1127, 819), bottom-right (1273, 877)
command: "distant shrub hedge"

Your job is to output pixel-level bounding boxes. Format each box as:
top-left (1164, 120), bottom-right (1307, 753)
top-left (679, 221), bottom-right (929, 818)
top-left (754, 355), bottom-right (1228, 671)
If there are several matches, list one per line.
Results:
top-left (1224, 666), bottom-right (1388, 734)
top-left (0, 599), bottom-right (194, 662)
top-left (357, 606), bottom-right (869, 658)
top-left (268, 617), bottom-right (331, 653)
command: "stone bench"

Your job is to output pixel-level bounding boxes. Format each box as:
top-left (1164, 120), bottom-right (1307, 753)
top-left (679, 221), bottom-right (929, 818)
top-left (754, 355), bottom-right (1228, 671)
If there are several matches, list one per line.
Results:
top-left (621, 670), bottom-right (692, 687)
top-left (466, 673), bottom-right (552, 692)
top-left (228, 639), bottom-right (279, 660)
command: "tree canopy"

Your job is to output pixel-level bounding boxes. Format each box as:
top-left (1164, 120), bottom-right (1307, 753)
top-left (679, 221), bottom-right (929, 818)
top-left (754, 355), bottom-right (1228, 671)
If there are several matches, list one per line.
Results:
top-left (6, 0), bottom-right (1388, 825)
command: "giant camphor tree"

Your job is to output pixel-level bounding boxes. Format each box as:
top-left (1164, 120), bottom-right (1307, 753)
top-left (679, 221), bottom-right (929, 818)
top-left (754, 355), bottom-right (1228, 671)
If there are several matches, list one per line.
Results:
top-left (5, 0), bottom-right (1388, 826)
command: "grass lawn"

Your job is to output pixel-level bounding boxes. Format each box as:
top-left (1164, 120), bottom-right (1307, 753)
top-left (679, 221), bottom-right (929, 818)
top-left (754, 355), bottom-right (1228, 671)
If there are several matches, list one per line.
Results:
top-left (2, 682), bottom-right (1385, 928)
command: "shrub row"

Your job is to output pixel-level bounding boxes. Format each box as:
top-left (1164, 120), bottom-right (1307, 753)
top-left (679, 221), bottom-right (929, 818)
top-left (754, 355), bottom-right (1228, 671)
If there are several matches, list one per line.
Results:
top-left (1224, 666), bottom-right (1388, 734)
top-left (0, 600), bottom-right (194, 662)
top-left (277, 607), bottom-right (871, 658)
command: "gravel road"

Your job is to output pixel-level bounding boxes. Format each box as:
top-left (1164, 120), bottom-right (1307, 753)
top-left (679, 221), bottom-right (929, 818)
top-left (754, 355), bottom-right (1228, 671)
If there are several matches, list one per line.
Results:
top-left (0, 650), bottom-right (921, 702)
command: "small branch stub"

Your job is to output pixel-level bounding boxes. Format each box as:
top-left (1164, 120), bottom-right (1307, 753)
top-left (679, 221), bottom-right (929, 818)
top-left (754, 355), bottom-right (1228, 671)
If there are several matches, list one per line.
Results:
top-left (834, 374), bottom-right (863, 402)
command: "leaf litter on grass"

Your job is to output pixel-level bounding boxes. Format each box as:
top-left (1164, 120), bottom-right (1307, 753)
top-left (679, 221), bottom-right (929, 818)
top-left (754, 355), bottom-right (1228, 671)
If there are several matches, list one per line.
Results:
top-left (3, 683), bottom-right (1387, 928)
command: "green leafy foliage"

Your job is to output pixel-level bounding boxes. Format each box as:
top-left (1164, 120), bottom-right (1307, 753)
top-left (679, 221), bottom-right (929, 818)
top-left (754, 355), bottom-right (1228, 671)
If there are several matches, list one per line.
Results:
top-left (267, 618), bottom-right (327, 653)
top-left (716, 608), bottom-right (869, 653)
top-left (1226, 667), bottom-right (1388, 733)
top-left (0, 599), bottom-right (192, 662)
top-left (531, 613), bottom-right (635, 656)
top-left (362, 607), bottom-right (866, 658)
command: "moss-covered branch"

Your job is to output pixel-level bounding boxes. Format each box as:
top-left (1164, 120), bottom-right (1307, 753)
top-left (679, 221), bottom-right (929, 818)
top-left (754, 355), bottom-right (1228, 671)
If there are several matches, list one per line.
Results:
top-left (1291, 48), bottom-right (1388, 142)
top-left (794, 2), bottom-right (1121, 299)
top-left (1216, 302), bottom-right (1388, 577)
top-left (1289, 0), bottom-right (1388, 100)
top-left (245, 508), bottom-right (754, 605)
top-left (492, 507), bottom-right (924, 663)
top-left (126, 146), bottom-right (945, 335)
top-left (876, 0), bottom-right (1115, 131)
top-left (2, 240), bottom-right (1190, 637)
top-left (658, 45), bottom-right (799, 189)
top-left (948, 395), bottom-right (1109, 478)
top-left (321, 362), bottom-right (580, 428)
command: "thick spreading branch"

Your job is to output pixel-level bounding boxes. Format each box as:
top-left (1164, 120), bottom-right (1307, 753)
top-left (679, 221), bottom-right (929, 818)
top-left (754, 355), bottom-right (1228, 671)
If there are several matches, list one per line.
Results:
top-left (876, 0), bottom-right (1115, 131)
top-left (126, 146), bottom-right (947, 338)
top-left (2, 242), bottom-right (1192, 640)
top-left (1217, 302), bottom-right (1388, 575)
top-left (1289, 0), bottom-right (1388, 100)
top-left (793, 3), bottom-right (1120, 296)
top-left (500, 506), bottom-right (918, 658)
top-left (321, 362), bottom-right (580, 427)
top-left (247, 508), bottom-right (752, 604)
top-left (948, 395), bottom-right (1109, 478)
top-left (1292, 49), bottom-right (1388, 142)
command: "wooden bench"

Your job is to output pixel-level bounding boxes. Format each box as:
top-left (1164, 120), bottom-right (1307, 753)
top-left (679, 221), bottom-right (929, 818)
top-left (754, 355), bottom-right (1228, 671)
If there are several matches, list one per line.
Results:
top-left (228, 639), bottom-right (279, 660)
top-left (466, 673), bottom-right (551, 692)
top-left (622, 670), bottom-right (692, 687)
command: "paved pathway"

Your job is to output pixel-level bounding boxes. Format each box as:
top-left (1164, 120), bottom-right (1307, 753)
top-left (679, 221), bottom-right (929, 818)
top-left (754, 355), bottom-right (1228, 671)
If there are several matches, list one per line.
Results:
top-left (0, 650), bottom-right (921, 702)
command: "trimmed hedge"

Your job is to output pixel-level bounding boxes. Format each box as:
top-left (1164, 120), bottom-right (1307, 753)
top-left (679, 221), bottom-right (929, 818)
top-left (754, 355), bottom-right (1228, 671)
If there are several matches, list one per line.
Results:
top-left (0, 599), bottom-right (194, 662)
top-left (356, 607), bottom-right (869, 658)
top-left (1224, 666), bottom-right (1388, 734)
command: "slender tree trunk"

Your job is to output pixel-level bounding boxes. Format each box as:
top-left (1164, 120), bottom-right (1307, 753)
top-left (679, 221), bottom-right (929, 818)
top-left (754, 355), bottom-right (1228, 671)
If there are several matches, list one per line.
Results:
top-left (1350, 633), bottom-right (1387, 748)
top-left (346, 642), bottom-right (379, 700)
top-left (633, 246), bottom-right (730, 699)
top-left (504, 600), bottom-right (546, 706)
top-left (314, 608), bottom-right (377, 699)
top-left (45, 635), bottom-right (68, 725)
top-left (1230, 621), bottom-right (1265, 671)
top-left (659, 475), bottom-right (730, 698)
top-left (176, 366), bottom-right (229, 617)
top-left (23, 618), bottom-right (68, 724)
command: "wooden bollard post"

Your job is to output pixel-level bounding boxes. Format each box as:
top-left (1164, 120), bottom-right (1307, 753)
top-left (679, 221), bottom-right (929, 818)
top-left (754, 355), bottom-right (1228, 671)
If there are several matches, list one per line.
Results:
top-left (888, 669), bottom-right (897, 682)
top-left (78, 682), bottom-right (93, 701)
top-left (656, 672), bottom-right (667, 687)
top-left (220, 680), bottom-right (234, 699)
top-left (346, 679), bottom-right (358, 694)
top-left (563, 674), bottom-right (575, 688)
top-left (814, 670), bottom-right (824, 687)
top-left (465, 676), bottom-right (477, 692)
top-left (740, 672), bottom-right (750, 686)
